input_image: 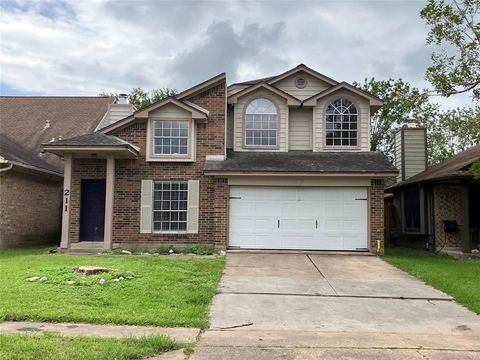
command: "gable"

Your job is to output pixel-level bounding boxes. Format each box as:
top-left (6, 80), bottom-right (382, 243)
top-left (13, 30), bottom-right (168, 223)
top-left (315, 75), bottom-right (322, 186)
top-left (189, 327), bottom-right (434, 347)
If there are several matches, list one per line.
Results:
top-left (149, 103), bottom-right (192, 118)
top-left (273, 71), bottom-right (332, 100)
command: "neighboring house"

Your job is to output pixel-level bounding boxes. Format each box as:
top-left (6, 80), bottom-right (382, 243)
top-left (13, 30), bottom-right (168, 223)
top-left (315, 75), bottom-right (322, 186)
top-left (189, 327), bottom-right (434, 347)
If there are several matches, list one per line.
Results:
top-left (0, 96), bottom-right (134, 248)
top-left (43, 64), bottom-right (397, 253)
top-left (385, 124), bottom-right (480, 253)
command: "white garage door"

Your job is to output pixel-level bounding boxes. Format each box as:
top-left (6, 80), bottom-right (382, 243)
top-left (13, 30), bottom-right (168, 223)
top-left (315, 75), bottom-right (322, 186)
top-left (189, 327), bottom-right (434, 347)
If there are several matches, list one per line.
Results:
top-left (229, 186), bottom-right (368, 251)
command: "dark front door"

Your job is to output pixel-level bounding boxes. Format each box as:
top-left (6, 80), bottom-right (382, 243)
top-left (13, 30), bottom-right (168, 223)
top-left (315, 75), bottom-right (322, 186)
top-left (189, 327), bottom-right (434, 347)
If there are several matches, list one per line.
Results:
top-left (80, 179), bottom-right (106, 242)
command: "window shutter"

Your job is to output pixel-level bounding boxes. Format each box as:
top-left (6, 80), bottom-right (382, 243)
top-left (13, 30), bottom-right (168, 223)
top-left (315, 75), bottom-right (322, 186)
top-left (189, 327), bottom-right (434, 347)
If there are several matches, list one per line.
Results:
top-left (140, 180), bottom-right (153, 233)
top-left (187, 180), bottom-right (200, 233)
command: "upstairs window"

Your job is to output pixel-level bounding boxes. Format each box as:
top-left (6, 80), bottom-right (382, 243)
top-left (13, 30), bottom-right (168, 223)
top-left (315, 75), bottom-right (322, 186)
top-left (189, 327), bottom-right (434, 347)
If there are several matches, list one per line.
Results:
top-left (325, 98), bottom-right (358, 146)
top-left (153, 120), bottom-right (190, 156)
top-left (245, 98), bottom-right (278, 147)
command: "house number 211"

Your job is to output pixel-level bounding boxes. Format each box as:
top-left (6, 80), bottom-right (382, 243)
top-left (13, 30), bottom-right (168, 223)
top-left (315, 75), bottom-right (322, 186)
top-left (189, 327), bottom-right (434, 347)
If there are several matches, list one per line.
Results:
top-left (64, 189), bottom-right (70, 212)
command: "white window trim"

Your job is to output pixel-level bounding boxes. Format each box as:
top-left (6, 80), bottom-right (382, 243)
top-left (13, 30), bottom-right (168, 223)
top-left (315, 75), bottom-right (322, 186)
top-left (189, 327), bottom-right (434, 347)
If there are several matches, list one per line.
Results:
top-left (146, 118), bottom-right (196, 162)
top-left (243, 97), bottom-right (280, 150)
top-left (324, 97), bottom-right (361, 149)
top-left (152, 181), bottom-right (188, 234)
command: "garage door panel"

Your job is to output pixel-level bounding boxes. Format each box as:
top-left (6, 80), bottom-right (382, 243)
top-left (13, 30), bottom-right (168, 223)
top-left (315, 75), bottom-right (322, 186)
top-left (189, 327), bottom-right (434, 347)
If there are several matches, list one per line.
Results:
top-left (229, 186), bottom-right (368, 251)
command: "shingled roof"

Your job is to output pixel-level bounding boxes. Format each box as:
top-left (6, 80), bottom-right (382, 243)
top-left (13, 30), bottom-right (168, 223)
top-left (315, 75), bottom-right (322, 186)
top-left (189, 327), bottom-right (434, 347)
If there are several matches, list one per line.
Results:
top-left (388, 144), bottom-right (480, 191)
top-left (43, 132), bottom-right (133, 147)
top-left (204, 151), bottom-right (398, 175)
top-left (0, 96), bottom-right (115, 173)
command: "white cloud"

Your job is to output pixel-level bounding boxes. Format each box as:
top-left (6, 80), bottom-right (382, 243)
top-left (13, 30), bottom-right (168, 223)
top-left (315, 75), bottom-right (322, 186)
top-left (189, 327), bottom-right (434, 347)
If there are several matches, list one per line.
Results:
top-left (0, 0), bottom-right (474, 108)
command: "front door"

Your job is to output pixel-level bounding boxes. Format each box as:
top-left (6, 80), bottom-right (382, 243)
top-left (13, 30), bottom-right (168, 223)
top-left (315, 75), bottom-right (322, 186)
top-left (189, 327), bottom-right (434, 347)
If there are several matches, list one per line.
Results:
top-left (79, 179), bottom-right (106, 242)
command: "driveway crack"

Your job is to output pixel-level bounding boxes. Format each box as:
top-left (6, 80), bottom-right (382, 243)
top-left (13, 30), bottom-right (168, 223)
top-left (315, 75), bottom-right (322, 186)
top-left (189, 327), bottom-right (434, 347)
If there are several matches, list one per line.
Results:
top-left (306, 254), bottom-right (338, 295)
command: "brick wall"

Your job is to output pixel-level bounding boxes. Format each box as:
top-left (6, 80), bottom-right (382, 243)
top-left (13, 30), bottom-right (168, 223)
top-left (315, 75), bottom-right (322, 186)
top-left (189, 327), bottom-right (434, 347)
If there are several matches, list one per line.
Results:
top-left (0, 170), bottom-right (62, 248)
top-left (370, 179), bottom-right (385, 254)
top-left (433, 185), bottom-right (463, 248)
top-left (107, 82), bottom-right (228, 249)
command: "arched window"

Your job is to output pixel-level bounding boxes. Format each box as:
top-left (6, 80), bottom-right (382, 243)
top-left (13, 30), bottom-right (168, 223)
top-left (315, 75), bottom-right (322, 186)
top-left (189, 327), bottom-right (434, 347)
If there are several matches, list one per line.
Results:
top-left (245, 98), bottom-right (278, 147)
top-left (325, 98), bottom-right (358, 146)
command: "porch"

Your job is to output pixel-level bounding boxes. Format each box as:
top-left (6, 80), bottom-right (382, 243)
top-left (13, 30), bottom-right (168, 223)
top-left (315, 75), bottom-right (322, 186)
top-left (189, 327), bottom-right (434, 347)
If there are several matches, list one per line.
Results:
top-left (42, 133), bottom-right (139, 251)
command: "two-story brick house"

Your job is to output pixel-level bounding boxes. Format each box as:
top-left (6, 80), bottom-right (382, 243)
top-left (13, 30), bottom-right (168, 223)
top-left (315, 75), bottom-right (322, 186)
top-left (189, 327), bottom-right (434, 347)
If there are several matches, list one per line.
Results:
top-left (43, 64), bottom-right (397, 253)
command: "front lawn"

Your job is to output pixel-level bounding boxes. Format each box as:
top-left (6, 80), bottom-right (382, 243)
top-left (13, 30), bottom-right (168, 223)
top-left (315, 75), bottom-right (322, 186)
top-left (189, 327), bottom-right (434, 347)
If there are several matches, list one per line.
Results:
top-left (0, 333), bottom-right (180, 360)
top-left (384, 247), bottom-right (480, 314)
top-left (0, 247), bottom-right (224, 328)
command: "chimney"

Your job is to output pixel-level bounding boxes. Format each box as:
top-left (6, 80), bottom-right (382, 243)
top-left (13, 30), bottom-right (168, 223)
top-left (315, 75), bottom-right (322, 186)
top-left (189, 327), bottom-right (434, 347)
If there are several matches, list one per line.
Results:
top-left (117, 93), bottom-right (129, 104)
top-left (97, 93), bottom-right (136, 129)
top-left (394, 123), bottom-right (427, 182)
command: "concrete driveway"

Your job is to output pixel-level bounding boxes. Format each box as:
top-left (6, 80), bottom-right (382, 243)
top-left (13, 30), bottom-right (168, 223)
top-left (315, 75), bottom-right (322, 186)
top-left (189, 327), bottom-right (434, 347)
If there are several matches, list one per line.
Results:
top-left (192, 253), bottom-right (480, 359)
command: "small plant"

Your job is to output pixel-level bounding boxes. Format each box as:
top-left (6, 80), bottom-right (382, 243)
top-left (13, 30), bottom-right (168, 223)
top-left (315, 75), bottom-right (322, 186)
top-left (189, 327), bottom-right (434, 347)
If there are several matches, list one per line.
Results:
top-left (181, 245), bottom-right (217, 255)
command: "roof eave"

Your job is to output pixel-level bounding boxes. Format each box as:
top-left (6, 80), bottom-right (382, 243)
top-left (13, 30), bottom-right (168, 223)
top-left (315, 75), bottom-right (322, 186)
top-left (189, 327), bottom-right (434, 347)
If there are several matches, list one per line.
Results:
top-left (227, 82), bottom-right (302, 105)
top-left (386, 174), bottom-right (474, 192)
top-left (42, 144), bottom-right (139, 159)
top-left (6, 160), bottom-right (63, 179)
top-left (267, 64), bottom-right (338, 87)
top-left (204, 170), bottom-right (399, 177)
top-left (302, 83), bottom-right (383, 108)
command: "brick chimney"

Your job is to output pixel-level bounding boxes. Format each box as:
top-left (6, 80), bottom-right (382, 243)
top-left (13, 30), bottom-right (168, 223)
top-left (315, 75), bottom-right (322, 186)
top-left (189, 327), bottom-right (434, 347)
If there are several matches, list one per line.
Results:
top-left (394, 123), bottom-right (427, 182)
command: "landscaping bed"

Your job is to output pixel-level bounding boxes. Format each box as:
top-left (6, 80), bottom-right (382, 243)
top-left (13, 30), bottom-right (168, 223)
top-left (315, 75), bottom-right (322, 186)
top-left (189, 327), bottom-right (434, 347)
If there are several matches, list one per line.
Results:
top-left (384, 247), bottom-right (480, 314)
top-left (0, 247), bottom-right (225, 328)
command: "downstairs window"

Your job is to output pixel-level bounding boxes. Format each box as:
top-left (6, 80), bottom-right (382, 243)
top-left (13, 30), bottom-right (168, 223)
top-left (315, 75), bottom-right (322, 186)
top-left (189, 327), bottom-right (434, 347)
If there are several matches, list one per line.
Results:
top-left (153, 181), bottom-right (188, 232)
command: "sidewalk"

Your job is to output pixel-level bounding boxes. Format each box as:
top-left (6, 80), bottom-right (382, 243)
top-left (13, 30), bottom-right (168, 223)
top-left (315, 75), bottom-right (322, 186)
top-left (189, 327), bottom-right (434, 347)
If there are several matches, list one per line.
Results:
top-left (0, 321), bottom-right (200, 343)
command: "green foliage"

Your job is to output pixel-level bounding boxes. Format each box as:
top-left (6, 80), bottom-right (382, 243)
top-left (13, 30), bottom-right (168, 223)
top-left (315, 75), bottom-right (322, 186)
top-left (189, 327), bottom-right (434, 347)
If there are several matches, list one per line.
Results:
top-left (99, 87), bottom-right (178, 110)
top-left (355, 78), bottom-right (480, 164)
top-left (128, 87), bottom-right (178, 109)
top-left (421, 0), bottom-right (480, 100)
top-left (428, 105), bottom-right (480, 163)
top-left (471, 158), bottom-right (480, 179)
top-left (110, 245), bottom-right (219, 255)
top-left (0, 333), bottom-right (180, 360)
top-left (0, 247), bottom-right (224, 328)
top-left (384, 247), bottom-right (480, 314)
top-left (353, 78), bottom-right (438, 162)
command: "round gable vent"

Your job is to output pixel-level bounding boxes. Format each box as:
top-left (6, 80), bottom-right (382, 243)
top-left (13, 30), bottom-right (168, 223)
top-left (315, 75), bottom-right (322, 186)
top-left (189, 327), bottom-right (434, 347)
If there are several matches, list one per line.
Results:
top-left (295, 77), bottom-right (307, 89)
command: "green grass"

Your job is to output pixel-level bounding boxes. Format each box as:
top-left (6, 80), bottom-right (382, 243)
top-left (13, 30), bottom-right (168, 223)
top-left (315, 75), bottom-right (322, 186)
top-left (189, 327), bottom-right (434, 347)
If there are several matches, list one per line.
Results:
top-left (0, 333), bottom-right (180, 360)
top-left (0, 247), bottom-right (225, 328)
top-left (384, 247), bottom-right (480, 314)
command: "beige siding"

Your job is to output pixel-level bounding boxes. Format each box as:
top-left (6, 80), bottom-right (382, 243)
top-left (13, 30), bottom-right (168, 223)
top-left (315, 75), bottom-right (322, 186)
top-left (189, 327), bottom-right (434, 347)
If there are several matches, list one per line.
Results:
top-left (395, 131), bottom-right (403, 182)
top-left (403, 129), bottom-right (426, 180)
top-left (275, 72), bottom-right (330, 100)
top-left (233, 89), bottom-right (288, 152)
top-left (289, 108), bottom-right (313, 150)
top-left (313, 90), bottom-right (370, 152)
top-left (149, 103), bottom-right (191, 118)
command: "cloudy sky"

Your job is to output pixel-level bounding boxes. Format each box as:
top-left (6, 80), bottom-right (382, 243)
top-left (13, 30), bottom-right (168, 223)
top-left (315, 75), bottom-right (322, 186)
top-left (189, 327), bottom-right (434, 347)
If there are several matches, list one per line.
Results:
top-left (0, 0), bottom-right (471, 108)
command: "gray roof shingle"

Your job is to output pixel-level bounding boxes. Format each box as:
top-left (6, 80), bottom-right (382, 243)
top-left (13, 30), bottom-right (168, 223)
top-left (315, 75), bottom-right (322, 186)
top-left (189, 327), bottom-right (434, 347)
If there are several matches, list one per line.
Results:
top-left (204, 151), bottom-right (398, 174)
top-left (0, 96), bottom-right (114, 172)
top-left (43, 132), bottom-right (132, 147)
top-left (387, 144), bottom-right (480, 191)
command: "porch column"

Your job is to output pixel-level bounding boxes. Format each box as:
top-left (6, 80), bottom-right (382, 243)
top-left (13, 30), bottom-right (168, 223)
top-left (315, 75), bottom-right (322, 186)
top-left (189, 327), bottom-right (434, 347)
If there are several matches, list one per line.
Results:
top-left (461, 181), bottom-right (470, 253)
top-left (60, 155), bottom-right (72, 249)
top-left (104, 157), bottom-right (115, 249)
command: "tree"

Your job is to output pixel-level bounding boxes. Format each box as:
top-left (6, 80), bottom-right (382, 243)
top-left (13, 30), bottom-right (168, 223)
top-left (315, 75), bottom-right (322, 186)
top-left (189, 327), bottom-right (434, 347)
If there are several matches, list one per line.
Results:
top-left (354, 78), bottom-right (480, 165)
top-left (353, 78), bottom-right (440, 162)
top-left (127, 88), bottom-right (178, 109)
top-left (421, 0), bottom-right (480, 100)
top-left (427, 105), bottom-right (480, 163)
top-left (471, 158), bottom-right (480, 179)
top-left (99, 87), bottom-right (178, 110)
